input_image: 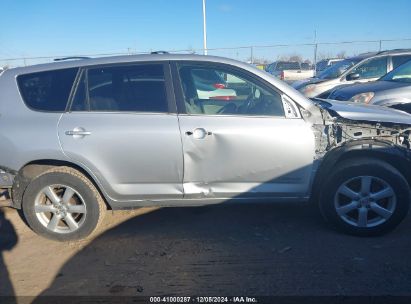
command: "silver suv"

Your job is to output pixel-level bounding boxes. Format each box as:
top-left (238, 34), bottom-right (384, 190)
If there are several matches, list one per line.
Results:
top-left (294, 49), bottom-right (411, 98)
top-left (1, 54), bottom-right (411, 241)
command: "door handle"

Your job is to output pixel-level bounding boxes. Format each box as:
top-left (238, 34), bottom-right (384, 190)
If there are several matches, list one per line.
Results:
top-left (65, 127), bottom-right (91, 138)
top-left (185, 128), bottom-right (212, 139)
top-left (65, 130), bottom-right (91, 136)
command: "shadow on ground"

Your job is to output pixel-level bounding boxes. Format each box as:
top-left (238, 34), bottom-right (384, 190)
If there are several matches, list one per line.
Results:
top-left (38, 203), bottom-right (411, 296)
top-left (0, 207), bottom-right (18, 298)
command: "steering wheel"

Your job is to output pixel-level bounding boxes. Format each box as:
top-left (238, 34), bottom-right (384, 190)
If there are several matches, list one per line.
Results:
top-left (237, 92), bottom-right (256, 114)
top-left (217, 102), bottom-right (237, 114)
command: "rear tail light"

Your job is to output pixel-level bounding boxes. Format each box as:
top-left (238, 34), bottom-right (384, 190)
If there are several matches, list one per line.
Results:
top-left (280, 71), bottom-right (285, 80)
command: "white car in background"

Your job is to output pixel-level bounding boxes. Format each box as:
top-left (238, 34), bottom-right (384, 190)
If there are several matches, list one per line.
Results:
top-left (266, 61), bottom-right (315, 83)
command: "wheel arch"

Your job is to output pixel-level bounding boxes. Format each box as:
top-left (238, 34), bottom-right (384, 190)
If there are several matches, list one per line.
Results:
top-left (11, 159), bottom-right (112, 210)
top-left (311, 140), bottom-right (411, 203)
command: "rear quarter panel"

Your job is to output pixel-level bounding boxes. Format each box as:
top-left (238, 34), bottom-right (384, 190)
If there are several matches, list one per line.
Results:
top-left (0, 70), bottom-right (68, 172)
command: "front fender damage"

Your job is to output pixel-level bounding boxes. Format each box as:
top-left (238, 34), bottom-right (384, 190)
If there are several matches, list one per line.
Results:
top-left (313, 107), bottom-right (411, 155)
top-left (303, 100), bottom-right (411, 163)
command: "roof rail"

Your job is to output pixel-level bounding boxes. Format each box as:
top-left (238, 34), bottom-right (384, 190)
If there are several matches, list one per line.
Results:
top-left (377, 48), bottom-right (411, 55)
top-left (150, 51), bottom-right (169, 54)
top-left (53, 56), bottom-right (91, 62)
top-left (357, 51), bottom-right (378, 57)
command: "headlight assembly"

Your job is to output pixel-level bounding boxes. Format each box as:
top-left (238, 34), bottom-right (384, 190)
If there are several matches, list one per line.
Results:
top-left (349, 92), bottom-right (375, 104)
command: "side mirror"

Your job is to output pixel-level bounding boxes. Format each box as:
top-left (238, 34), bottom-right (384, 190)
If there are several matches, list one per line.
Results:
top-left (346, 73), bottom-right (360, 81)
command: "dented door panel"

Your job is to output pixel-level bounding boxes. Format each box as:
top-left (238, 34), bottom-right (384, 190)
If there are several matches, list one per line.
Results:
top-left (178, 115), bottom-right (316, 199)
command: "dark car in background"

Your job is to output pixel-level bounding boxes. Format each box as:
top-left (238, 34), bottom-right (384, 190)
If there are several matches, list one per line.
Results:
top-left (315, 58), bottom-right (344, 74)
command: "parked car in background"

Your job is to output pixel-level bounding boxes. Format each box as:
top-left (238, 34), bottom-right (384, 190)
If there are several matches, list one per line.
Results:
top-left (253, 64), bottom-right (266, 70)
top-left (189, 68), bottom-right (236, 100)
top-left (266, 61), bottom-right (314, 83)
top-left (316, 58), bottom-right (344, 74)
top-left (301, 62), bottom-right (313, 71)
top-left (1, 54), bottom-right (411, 241)
top-left (293, 56), bottom-right (365, 93)
top-left (293, 49), bottom-right (411, 98)
top-left (325, 59), bottom-right (411, 110)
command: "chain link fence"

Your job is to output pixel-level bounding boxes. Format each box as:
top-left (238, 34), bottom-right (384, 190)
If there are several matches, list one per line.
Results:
top-left (1, 38), bottom-right (411, 68)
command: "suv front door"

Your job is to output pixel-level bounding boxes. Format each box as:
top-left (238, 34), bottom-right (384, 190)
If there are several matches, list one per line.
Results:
top-left (58, 62), bottom-right (184, 204)
top-left (173, 62), bottom-right (316, 200)
top-left (344, 56), bottom-right (388, 84)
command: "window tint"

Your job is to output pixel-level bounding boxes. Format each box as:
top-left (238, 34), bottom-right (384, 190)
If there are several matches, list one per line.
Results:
top-left (275, 62), bottom-right (300, 71)
top-left (178, 64), bottom-right (284, 117)
top-left (350, 57), bottom-right (388, 79)
top-left (392, 55), bottom-right (411, 69)
top-left (316, 60), bottom-right (327, 72)
top-left (301, 62), bottom-right (311, 70)
top-left (72, 64), bottom-right (169, 112)
top-left (318, 58), bottom-right (360, 79)
top-left (17, 68), bottom-right (78, 111)
top-left (381, 60), bottom-right (411, 83)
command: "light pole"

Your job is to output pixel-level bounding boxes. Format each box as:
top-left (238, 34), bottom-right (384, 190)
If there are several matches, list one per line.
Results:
top-left (202, 0), bottom-right (208, 55)
top-left (313, 30), bottom-right (317, 76)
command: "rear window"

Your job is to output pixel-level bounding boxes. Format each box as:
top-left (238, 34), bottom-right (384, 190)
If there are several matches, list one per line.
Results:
top-left (17, 68), bottom-right (78, 111)
top-left (301, 63), bottom-right (311, 70)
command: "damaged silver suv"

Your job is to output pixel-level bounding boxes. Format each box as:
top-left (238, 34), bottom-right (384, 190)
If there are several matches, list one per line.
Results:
top-left (1, 54), bottom-right (411, 241)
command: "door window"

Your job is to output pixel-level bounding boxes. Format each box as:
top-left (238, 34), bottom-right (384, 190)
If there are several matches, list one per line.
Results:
top-left (350, 57), bottom-right (388, 79)
top-left (71, 64), bottom-right (169, 112)
top-left (392, 55), bottom-right (411, 69)
top-left (178, 64), bottom-right (284, 117)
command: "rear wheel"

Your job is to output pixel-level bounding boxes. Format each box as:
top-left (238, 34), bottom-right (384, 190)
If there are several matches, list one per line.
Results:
top-left (22, 166), bottom-right (106, 241)
top-left (319, 158), bottom-right (410, 236)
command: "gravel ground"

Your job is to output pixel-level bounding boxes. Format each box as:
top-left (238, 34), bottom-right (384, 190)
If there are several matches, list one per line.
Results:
top-left (1, 202), bottom-right (410, 299)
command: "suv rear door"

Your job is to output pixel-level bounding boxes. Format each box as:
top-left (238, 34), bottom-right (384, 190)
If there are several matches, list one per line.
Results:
top-left (58, 62), bottom-right (184, 204)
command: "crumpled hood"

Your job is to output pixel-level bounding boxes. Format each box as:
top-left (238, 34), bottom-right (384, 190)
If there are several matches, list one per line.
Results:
top-left (315, 99), bottom-right (411, 125)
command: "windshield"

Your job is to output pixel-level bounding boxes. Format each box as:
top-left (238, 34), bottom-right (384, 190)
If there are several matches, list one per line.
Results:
top-left (301, 62), bottom-right (311, 70)
top-left (381, 60), bottom-right (411, 83)
top-left (275, 62), bottom-right (300, 71)
top-left (317, 58), bottom-right (361, 79)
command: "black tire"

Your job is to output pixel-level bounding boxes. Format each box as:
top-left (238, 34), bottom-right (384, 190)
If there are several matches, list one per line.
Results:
top-left (22, 166), bottom-right (106, 241)
top-left (319, 158), bottom-right (410, 236)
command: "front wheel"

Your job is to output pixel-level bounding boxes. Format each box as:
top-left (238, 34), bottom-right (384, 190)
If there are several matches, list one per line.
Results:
top-left (22, 166), bottom-right (106, 241)
top-left (319, 158), bottom-right (410, 236)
